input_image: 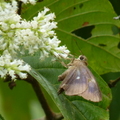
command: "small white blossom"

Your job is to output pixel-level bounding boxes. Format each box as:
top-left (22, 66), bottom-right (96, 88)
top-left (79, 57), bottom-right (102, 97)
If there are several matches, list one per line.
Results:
top-left (29, 0), bottom-right (36, 5)
top-left (18, 72), bottom-right (28, 79)
top-left (113, 15), bottom-right (120, 20)
top-left (19, 0), bottom-right (36, 5)
top-left (0, 53), bottom-right (31, 80)
top-left (9, 70), bottom-right (16, 79)
top-left (0, 69), bottom-right (7, 78)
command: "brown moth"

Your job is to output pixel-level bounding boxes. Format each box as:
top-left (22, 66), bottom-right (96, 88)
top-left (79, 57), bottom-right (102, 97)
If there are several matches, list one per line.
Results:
top-left (58, 55), bottom-right (102, 102)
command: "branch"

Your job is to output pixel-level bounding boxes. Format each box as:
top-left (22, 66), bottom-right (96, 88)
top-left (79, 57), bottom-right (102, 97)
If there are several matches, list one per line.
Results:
top-left (17, 1), bottom-right (23, 15)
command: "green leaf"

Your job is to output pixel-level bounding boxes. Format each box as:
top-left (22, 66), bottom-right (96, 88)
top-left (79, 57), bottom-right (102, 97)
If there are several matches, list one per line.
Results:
top-left (22, 0), bottom-right (120, 74)
top-left (109, 81), bottom-right (120, 120)
top-left (0, 0), bottom-right (116, 120)
top-left (21, 0), bottom-right (116, 119)
top-left (54, 0), bottom-right (120, 74)
top-left (24, 55), bottom-right (111, 120)
top-left (72, 101), bottom-right (109, 120)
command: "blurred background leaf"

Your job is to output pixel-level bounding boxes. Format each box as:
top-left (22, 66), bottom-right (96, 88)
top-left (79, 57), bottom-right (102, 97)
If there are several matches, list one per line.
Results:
top-left (0, 0), bottom-right (120, 120)
top-left (0, 114), bottom-right (4, 120)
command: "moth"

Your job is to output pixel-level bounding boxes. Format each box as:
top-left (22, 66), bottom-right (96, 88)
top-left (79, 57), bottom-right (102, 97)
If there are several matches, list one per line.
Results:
top-left (58, 55), bottom-right (102, 102)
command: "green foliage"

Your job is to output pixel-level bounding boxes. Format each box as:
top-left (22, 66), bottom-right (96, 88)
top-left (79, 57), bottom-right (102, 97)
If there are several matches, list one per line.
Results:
top-left (27, 56), bottom-right (111, 120)
top-left (0, 0), bottom-right (120, 120)
top-left (22, 0), bottom-right (120, 75)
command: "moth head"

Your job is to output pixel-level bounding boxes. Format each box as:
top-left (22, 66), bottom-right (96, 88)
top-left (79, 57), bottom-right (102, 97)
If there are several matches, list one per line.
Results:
top-left (79, 55), bottom-right (87, 65)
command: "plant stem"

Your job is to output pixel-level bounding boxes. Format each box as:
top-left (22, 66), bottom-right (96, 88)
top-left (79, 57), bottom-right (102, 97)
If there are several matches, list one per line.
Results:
top-left (24, 74), bottom-right (63, 120)
top-left (17, 1), bottom-right (22, 15)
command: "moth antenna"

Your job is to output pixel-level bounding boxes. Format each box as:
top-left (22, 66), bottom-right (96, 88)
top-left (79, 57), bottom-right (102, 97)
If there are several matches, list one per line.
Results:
top-left (78, 50), bottom-right (84, 55)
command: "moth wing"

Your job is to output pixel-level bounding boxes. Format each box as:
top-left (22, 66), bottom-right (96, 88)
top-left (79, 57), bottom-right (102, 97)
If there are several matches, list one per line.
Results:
top-left (60, 66), bottom-right (88, 95)
top-left (78, 67), bottom-right (102, 102)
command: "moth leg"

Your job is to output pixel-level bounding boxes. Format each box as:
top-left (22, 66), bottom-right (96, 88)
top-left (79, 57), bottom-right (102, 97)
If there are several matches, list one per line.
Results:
top-left (61, 59), bottom-right (74, 68)
top-left (58, 71), bottom-right (69, 94)
top-left (57, 88), bottom-right (64, 95)
top-left (58, 70), bottom-right (68, 81)
top-left (58, 63), bottom-right (74, 81)
top-left (68, 54), bottom-right (74, 58)
top-left (58, 71), bottom-right (68, 94)
top-left (60, 61), bottom-right (68, 68)
top-left (71, 57), bottom-right (75, 63)
top-left (67, 57), bottom-right (75, 66)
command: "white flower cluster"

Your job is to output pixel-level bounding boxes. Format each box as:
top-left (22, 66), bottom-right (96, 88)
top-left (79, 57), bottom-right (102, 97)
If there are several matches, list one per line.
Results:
top-left (0, 53), bottom-right (31, 80)
top-left (0, 1), bottom-right (70, 80)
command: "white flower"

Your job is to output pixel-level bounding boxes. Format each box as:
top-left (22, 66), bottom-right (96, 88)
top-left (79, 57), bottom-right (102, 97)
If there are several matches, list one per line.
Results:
top-left (18, 72), bottom-right (28, 79)
top-left (0, 68), bottom-right (7, 78)
top-left (18, 64), bottom-right (31, 72)
top-left (9, 70), bottom-right (16, 79)
top-left (0, 53), bottom-right (31, 80)
top-left (113, 15), bottom-right (120, 20)
top-left (19, 0), bottom-right (36, 4)
top-left (29, 0), bottom-right (36, 5)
